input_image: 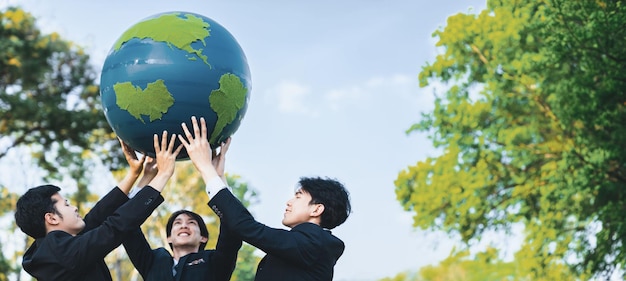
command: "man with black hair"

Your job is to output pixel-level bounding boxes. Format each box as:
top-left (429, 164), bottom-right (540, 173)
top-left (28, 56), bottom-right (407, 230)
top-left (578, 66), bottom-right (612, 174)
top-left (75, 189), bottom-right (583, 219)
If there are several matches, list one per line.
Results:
top-left (179, 116), bottom-right (352, 281)
top-left (122, 158), bottom-right (241, 281)
top-left (15, 132), bottom-right (182, 281)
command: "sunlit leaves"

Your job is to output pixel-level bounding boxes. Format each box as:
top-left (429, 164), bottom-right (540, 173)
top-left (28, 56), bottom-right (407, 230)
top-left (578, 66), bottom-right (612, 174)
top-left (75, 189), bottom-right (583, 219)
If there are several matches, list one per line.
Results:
top-left (397, 0), bottom-right (625, 279)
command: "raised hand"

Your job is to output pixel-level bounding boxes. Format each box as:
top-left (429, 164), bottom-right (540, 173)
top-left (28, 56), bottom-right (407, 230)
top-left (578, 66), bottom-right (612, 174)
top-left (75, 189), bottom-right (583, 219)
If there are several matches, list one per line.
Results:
top-left (148, 130), bottom-right (183, 192)
top-left (118, 137), bottom-right (146, 194)
top-left (179, 116), bottom-right (213, 170)
top-left (119, 137), bottom-right (146, 177)
top-left (136, 156), bottom-right (157, 188)
top-left (178, 116), bottom-right (220, 184)
top-left (212, 138), bottom-right (231, 181)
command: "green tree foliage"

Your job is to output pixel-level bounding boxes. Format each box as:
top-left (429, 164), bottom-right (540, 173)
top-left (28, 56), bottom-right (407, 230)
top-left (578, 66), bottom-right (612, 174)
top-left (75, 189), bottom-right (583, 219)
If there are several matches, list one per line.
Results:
top-left (0, 244), bottom-right (9, 281)
top-left (0, 6), bottom-right (123, 202)
top-left (0, 187), bottom-right (20, 280)
top-left (0, 6), bottom-right (123, 280)
top-left (382, 248), bottom-right (579, 281)
top-left (542, 1), bottom-right (626, 275)
top-left (106, 162), bottom-right (262, 281)
top-left (395, 0), bottom-right (625, 279)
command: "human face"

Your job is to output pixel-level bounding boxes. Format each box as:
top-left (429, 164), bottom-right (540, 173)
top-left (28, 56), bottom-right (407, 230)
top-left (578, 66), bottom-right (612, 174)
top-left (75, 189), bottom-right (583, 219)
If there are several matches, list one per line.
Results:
top-left (47, 193), bottom-right (85, 236)
top-left (167, 213), bottom-right (207, 250)
top-left (282, 188), bottom-right (322, 228)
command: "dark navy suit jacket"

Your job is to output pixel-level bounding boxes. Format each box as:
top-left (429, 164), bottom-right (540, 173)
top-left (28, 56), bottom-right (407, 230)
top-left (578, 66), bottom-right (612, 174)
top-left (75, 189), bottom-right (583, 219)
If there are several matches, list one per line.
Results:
top-left (209, 189), bottom-right (345, 281)
top-left (22, 186), bottom-right (164, 281)
top-left (123, 222), bottom-right (241, 281)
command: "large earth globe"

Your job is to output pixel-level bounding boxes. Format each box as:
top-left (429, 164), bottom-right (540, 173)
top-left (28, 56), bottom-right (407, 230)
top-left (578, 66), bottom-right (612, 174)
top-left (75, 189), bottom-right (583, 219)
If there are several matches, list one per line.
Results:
top-left (100, 11), bottom-right (251, 159)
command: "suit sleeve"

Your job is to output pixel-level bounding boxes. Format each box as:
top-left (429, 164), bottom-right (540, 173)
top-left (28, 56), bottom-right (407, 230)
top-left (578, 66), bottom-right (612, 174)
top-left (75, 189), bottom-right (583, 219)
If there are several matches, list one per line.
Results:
top-left (122, 228), bottom-right (155, 278)
top-left (208, 189), bottom-right (319, 267)
top-left (81, 187), bottom-right (129, 233)
top-left (211, 222), bottom-right (242, 281)
top-left (51, 186), bottom-right (164, 271)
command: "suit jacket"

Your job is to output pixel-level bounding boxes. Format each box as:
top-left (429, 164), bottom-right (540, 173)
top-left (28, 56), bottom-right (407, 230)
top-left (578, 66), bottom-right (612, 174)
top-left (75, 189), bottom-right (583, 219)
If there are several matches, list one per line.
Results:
top-left (123, 222), bottom-right (241, 281)
top-left (22, 186), bottom-right (164, 281)
top-left (209, 189), bottom-right (345, 281)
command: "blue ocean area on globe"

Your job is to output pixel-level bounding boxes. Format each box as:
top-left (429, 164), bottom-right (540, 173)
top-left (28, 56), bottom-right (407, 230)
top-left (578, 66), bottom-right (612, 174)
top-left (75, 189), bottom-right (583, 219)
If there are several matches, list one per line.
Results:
top-left (100, 11), bottom-right (251, 159)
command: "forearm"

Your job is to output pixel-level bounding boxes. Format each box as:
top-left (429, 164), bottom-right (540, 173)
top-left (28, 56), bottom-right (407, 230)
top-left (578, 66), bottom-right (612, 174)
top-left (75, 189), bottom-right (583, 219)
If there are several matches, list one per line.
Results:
top-left (136, 173), bottom-right (156, 188)
top-left (118, 171), bottom-right (141, 195)
top-left (72, 187), bottom-right (164, 266)
top-left (147, 173), bottom-right (172, 192)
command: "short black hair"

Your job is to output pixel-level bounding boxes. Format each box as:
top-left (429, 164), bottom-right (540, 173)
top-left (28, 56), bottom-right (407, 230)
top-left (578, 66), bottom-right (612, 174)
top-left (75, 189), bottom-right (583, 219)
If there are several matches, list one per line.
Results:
top-left (298, 177), bottom-right (351, 229)
top-left (166, 210), bottom-right (210, 250)
top-left (15, 185), bottom-right (61, 239)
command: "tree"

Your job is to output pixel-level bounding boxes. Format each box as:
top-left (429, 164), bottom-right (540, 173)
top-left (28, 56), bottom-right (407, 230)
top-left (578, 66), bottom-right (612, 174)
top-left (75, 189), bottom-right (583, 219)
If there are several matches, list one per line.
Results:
top-left (541, 1), bottom-right (626, 275)
top-left (395, 0), bottom-right (625, 279)
top-left (381, 247), bottom-right (578, 281)
top-left (0, 6), bottom-right (124, 204)
top-left (400, 248), bottom-right (515, 281)
top-left (1, 6), bottom-right (125, 280)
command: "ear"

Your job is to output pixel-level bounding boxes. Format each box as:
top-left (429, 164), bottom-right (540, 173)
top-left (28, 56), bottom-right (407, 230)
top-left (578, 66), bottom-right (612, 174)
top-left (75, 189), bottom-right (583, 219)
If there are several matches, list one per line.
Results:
top-left (200, 236), bottom-right (208, 243)
top-left (310, 204), bottom-right (325, 217)
top-left (44, 212), bottom-right (60, 226)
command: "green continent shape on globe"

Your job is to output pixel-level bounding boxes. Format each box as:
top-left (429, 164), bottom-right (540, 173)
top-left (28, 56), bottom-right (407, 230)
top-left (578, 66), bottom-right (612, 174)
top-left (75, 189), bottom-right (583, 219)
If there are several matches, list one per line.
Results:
top-left (209, 73), bottom-right (248, 144)
top-left (112, 12), bottom-right (211, 67)
top-left (114, 80), bottom-right (175, 123)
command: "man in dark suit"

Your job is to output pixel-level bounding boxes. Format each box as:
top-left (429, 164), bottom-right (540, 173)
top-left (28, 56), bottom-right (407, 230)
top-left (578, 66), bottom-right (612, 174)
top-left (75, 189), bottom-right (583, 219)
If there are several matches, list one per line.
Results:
top-left (14, 132), bottom-right (182, 281)
top-left (123, 201), bottom-right (241, 281)
top-left (122, 155), bottom-right (241, 281)
top-left (178, 116), bottom-right (352, 281)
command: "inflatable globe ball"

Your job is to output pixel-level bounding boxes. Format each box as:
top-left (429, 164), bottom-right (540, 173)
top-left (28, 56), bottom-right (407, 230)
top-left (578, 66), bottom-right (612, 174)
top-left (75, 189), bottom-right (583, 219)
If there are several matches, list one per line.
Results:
top-left (100, 11), bottom-right (251, 159)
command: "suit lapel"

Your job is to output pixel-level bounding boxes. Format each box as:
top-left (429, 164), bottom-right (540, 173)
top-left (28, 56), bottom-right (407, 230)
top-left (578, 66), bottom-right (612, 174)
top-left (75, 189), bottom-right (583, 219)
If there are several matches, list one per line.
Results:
top-left (174, 255), bottom-right (189, 281)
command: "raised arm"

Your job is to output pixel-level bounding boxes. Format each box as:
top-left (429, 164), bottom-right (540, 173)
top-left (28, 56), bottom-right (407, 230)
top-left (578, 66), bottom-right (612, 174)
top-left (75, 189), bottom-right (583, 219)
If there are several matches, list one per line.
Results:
top-left (178, 116), bottom-right (225, 197)
top-left (82, 139), bottom-right (146, 230)
top-left (66, 132), bottom-right (182, 273)
top-left (212, 138), bottom-right (231, 184)
top-left (136, 156), bottom-right (157, 188)
top-left (147, 131), bottom-right (183, 192)
top-left (118, 138), bottom-right (146, 195)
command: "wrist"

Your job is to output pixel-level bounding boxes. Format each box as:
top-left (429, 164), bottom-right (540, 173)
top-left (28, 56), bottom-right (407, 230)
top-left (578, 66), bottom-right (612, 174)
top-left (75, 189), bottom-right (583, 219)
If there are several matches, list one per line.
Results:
top-left (205, 176), bottom-right (227, 197)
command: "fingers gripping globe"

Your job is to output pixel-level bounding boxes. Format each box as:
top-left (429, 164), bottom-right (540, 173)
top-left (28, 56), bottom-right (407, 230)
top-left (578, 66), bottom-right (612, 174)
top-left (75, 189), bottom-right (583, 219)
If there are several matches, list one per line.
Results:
top-left (100, 11), bottom-right (251, 159)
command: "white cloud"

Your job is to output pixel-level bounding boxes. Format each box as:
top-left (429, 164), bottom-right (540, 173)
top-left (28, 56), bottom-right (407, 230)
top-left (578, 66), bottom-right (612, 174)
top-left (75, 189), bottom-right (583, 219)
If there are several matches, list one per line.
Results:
top-left (265, 80), bottom-right (318, 116)
top-left (265, 73), bottom-right (438, 118)
top-left (323, 73), bottom-right (426, 112)
top-left (324, 86), bottom-right (362, 111)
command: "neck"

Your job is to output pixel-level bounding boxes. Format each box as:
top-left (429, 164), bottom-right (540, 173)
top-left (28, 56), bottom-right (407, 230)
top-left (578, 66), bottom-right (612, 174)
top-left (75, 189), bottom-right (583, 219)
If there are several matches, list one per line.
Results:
top-left (46, 227), bottom-right (78, 237)
top-left (172, 245), bottom-right (198, 260)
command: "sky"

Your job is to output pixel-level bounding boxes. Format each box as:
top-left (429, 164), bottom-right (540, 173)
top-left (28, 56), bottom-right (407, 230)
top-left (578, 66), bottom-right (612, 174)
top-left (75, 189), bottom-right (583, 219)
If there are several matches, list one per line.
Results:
top-left (0, 1), bottom-right (489, 280)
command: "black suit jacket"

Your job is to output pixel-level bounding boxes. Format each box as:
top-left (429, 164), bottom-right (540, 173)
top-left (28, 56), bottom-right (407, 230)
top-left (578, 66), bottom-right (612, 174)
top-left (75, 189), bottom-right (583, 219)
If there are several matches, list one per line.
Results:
top-left (209, 189), bottom-right (345, 281)
top-left (123, 222), bottom-right (241, 281)
top-left (22, 186), bottom-right (164, 281)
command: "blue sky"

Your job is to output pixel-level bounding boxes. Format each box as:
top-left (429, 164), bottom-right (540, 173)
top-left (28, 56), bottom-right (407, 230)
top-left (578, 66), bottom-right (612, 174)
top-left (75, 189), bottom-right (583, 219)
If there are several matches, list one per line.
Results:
top-left (1, 1), bottom-right (489, 280)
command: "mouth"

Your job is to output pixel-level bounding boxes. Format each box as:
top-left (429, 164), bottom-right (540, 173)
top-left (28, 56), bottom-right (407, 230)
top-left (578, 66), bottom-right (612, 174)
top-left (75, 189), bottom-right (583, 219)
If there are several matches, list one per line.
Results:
top-left (178, 232), bottom-right (191, 237)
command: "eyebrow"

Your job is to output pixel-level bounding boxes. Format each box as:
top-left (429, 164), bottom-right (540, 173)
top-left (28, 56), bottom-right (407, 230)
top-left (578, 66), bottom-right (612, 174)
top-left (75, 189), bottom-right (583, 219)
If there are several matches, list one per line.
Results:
top-left (174, 217), bottom-right (198, 223)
